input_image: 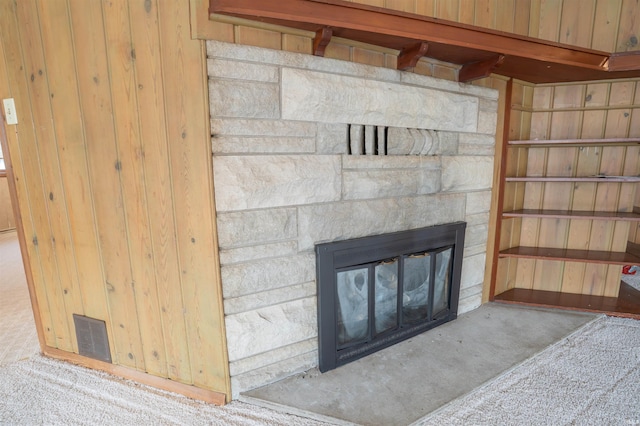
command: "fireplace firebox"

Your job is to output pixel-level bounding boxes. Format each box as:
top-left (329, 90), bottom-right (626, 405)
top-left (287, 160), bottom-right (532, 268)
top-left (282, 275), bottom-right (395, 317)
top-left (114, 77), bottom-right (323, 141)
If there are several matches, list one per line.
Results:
top-left (316, 222), bottom-right (466, 372)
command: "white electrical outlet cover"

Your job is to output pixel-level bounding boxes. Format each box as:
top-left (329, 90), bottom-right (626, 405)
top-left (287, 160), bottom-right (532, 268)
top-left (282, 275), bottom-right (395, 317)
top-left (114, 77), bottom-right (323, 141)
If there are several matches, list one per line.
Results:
top-left (3, 98), bottom-right (18, 125)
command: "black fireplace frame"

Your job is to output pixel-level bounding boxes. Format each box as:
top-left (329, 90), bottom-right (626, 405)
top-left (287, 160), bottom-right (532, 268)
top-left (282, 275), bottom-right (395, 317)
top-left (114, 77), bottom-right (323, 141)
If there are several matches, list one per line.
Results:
top-left (316, 222), bottom-right (466, 372)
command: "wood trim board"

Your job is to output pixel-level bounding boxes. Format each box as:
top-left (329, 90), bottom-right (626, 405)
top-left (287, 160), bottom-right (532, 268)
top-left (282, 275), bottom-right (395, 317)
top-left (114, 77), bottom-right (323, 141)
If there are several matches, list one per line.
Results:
top-left (43, 347), bottom-right (227, 405)
top-left (208, 0), bottom-right (640, 83)
top-left (499, 246), bottom-right (640, 265)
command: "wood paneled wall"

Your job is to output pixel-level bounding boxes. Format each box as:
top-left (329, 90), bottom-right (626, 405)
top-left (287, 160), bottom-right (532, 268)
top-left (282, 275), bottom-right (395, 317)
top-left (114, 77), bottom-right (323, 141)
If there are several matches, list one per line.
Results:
top-left (0, 176), bottom-right (16, 231)
top-left (349, 0), bottom-right (640, 53)
top-left (0, 0), bottom-right (229, 401)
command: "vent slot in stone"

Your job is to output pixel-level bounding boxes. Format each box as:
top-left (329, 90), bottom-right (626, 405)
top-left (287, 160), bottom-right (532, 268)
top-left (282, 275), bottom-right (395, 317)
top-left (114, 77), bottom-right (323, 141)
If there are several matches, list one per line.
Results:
top-left (73, 314), bottom-right (112, 363)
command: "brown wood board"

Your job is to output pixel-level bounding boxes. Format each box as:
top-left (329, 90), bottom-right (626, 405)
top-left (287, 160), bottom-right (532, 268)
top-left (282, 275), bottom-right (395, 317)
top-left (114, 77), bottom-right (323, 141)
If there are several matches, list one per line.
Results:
top-left (509, 138), bottom-right (640, 147)
top-left (506, 176), bottom-right (640, 182)
top-left (499, 246), bottom-right (640, 265)
top-left (494, 282), bottom-right (640, 319)
top-left (209, 0), bottom-right (640, 83)
top-left (502, 209), bottom-right (640, 221)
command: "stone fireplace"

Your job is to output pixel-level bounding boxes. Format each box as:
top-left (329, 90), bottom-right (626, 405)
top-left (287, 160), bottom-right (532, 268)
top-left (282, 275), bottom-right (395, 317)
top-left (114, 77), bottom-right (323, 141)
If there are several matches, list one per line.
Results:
top-left (207, 40), bottom-right (498, 397)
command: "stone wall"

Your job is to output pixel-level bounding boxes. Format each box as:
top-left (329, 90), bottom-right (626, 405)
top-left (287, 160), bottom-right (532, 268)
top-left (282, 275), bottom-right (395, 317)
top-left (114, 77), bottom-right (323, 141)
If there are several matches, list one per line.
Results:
top-left (206, 40), bottom-right (498, 397)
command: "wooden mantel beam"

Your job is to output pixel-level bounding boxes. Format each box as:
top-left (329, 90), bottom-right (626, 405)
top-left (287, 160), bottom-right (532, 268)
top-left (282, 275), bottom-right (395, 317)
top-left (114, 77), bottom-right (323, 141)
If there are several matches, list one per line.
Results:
top-left (209, 0), bottom-right (640, 84)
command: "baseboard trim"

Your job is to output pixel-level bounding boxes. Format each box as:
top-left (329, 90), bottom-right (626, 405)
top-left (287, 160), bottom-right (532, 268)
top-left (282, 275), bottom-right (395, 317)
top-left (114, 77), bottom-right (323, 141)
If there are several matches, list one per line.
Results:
top-left (43, 347), bottom-right (227, 405)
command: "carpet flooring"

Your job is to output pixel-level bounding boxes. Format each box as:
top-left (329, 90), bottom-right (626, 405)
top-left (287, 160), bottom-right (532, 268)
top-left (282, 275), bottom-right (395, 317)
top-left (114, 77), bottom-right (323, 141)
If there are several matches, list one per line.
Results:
top-left (0, 355), bottom-right (329, 425)
top-left (2, 228), bottom-right (639, 425)
top-left (1, 315), bottom-right (639, 425)
top-left (0, 230), bottom-right (40, 366)
top-left (418, 315), bottom-right (640, 426)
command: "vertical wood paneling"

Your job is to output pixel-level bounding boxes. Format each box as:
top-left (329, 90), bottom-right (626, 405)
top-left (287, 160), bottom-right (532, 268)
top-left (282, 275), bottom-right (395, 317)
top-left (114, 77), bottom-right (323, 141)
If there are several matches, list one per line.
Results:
top-left (528, 0), bottom-right (542, 38)
top-left (616, 0), bottom-right (640, 52)
top-left (0, 46), bottom-right (48, 352)
top-left (128, 0), bottom-right (192, 381)
top-left (495, 0), bottom-right (516, 33)
top-left (14, 0), bottom-right (83, 345)
top-left (436, 0), bottom-right (459, 21)
top-left (385, 0), bottom-right (416, 12)
top-left (513, 0), bottom-right (532, 35)
top-left (157, 0), bottom-right (228, 391)
top-left (415, 0), bottom-right (436, 16)
top-left (101, 0), bottom-right (149, 370)
top-left (474, 0), bottom-right (496, 28)
top-left (591, 0), bottom-right (623, 52)
top-left (559, 0), bottom-right (595, 48)
top-left (458, 0), bottom-right (476, 25)
top-left (235, 26), bottom-right (281, 50)
top-left (282, 34), bottom-right (313, 54)
top-left (356, 0), bottom-right (385, 5)
top-left (0, 0), bottom-right (229, 400)
top-left (68, 0), bottom-right (129, 364)
top-left (0, 177), bottom-right (16, 230)
top-left (353, 47), bottom-right (386, 66)
top-left (536, 0), bottom-right (562, 41)
top-left (0, 0), bottom-right (64, 349)
top-left (36, 1), bottom-right (103, 343)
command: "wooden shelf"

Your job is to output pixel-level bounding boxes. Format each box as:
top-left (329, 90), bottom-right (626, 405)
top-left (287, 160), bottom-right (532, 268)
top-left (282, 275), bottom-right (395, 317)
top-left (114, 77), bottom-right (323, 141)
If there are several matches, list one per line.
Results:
top-left (209, 0), bottom-right (640, 84)
top-left (498, 246), bottom-right (640, 265)
top-left (494, 282), bottom-right (640, 319)
top-left (508, 137), bottom-right (640, 147)
top-left (502, 209), bottom-right (640, 221)
top-left (505, 175), bottom-right (640, 183)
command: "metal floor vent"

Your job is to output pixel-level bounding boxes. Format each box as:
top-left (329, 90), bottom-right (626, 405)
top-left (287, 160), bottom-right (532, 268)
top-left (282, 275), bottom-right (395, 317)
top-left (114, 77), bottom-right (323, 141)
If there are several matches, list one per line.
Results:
top-left (73, 314), bottom-right (112, 363)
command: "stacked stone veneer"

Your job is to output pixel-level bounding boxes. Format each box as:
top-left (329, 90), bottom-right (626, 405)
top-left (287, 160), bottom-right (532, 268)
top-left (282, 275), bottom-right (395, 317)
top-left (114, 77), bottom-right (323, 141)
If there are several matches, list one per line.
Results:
top-left (206, 40), bottom-right (498, 397)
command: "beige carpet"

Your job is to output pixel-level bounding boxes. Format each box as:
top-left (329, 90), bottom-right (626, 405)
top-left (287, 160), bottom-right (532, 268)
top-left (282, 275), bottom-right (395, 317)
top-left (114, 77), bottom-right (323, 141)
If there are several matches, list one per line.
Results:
top-left (2, 229), bottom-right (639, 425)
top-left (0, 355), bottom-right (330, 425)
top-left (0, 230), bottom-right (40, 366)
top-left (418, 315), bottom-right (640, 426)
top-left (1, 316), bottom-right (639, 425)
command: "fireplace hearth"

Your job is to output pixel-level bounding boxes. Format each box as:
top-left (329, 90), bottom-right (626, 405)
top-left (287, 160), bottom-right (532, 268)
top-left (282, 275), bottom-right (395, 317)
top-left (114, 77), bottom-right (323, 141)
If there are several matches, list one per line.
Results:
top-left (316, 222), bottom-right (466, 372)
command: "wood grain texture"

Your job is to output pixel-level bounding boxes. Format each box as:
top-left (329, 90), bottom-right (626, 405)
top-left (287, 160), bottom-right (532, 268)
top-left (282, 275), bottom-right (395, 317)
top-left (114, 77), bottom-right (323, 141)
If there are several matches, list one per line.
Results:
top-left (501, 74), bottom-right (640, 302)
top-left (0, 19), bottom-right (49, 352)
top-left (495, 282), bottom-right (640, 318)
top-left (0, 0), bottom-right (64, 349)
top-left (157, 0), bottom-right (229, 393)
top-left (0, 177), bottom-right (16, 231)
top-left (0, 0), bottom-right (229, 402)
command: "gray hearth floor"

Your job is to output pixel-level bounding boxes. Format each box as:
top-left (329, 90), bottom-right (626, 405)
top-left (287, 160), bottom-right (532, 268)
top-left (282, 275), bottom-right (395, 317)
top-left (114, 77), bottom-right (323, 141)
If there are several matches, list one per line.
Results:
top-left (240, 303), bottom-right (597, 426)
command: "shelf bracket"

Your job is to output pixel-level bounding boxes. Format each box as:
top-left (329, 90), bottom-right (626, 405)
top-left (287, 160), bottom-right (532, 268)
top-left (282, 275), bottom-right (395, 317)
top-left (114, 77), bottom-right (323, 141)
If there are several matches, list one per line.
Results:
top-left (397, 41), bottom-right (429, 70)
top-left (313, 27), bottom-right (333, 57)
top-left (458, 54), bottom-right (505, 82)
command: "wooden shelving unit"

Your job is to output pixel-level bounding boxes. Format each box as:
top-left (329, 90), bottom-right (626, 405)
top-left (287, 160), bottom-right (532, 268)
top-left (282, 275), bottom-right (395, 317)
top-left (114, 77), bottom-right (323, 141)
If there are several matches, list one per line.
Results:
top-left (499, 246), bottom-right (640, 265)
top-left (502, 209), bottom-right (640, 221)
top-left (493, 137), bottom-right (640, 317)
top-left (508, 138), bottom-right (640, 147)
top-left (505, 176), bottom-right (640, 182)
